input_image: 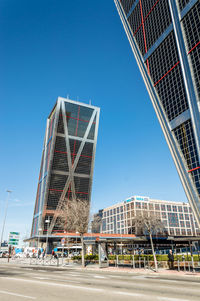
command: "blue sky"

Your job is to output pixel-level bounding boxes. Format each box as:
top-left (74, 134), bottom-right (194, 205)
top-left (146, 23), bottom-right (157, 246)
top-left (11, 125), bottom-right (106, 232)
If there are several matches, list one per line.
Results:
top-left (0, 0), bottom-right (187, 244)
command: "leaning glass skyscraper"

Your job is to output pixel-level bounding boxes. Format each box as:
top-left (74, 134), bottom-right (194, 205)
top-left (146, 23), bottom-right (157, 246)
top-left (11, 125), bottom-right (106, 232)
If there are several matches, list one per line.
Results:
top-left (31, 97), bottom-right (100, 239)
top-left (114, 0), bottom-right (200, 225)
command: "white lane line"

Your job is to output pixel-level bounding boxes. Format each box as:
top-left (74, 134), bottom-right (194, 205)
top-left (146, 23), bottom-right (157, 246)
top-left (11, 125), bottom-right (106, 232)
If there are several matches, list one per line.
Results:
top-left (115, 291), bottom-right (145, 297)
top-left (36, 270), bottom-right (47, 272)
top-left (94, 275), bottom-right (107, 279)
top-left (159, 296), bottom-right (191, 301)
top-left (0, 290), bottom-right (36, 299)
top-left (33, 277), bottom-right (49, 280)
top-left (109, 275), bottom-right (121, 278)
top-left (4, 277), bottom-right (104, 292)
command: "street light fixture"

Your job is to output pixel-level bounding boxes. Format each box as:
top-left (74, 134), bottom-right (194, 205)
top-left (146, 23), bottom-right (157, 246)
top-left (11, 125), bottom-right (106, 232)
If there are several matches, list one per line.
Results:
top-left (0, 190), bottom-right (12, 252)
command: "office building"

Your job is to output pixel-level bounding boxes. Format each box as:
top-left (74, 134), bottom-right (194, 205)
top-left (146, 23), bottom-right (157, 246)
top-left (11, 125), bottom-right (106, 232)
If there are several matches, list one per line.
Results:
top-left (114, 0), bottom-right (200, 225)
top-left (30, 97), bottom-right (100, 239)
top-left (100, 195), bottom-right (200, 236)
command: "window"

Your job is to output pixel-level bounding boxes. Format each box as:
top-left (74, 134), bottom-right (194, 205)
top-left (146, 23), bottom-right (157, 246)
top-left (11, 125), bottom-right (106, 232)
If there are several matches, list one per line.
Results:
top-left (136, 202), bottom-right (141, 209)
top-left (117, 215), bottom-right (120, 221)
top-left (107, 218), bottom-right (109, 223)
top-left (167, 205), bottom-right (171, 211)
top-left (117, 207), bottom-right (119, 214)
top-left (170, 228), bottom-right (175, 235)
top-left (142, 202), bottom-right (147, 209)
top-left (186, 221), bottom-right (190, 228)
top-left (120, 206), bottom-right (123, 212)
top-left (182, 229), bottom-right (186, 235)
top-left (168, 213), bottom-right (179, 227)
top-left (180, 221), bottom-right (185, 227)
top-left (172, 205), bottom-right (177, 212)
top-left (121, 214), bottom-right (124, 220)
top-left (110, 209), bottom-right (112, 215)
top-left (189, 207), bottom-right (192, 213)
top-left (113, 208), bottom-right (116, 215)
top-left (179, 213), bottom-right (184, 220)
top-left (149, 203), bottom-right (154, 210)
top-left (103, 212), bottom-right (106, 218)
top-left (102, 219), bottom-right (106, 231)
top-left (161, 204), bottom-right (166, 211)
top-left (178, 206), bottom-right (183, 212)
top-left (185, 214), bottom-right (189, 220)
top-left (162, 212), bottom-right (167, 219)
top-left (176, 229), bottom-right (180, 235)
top-left (126, 204), bottom-right (130, 210)
top-left (184, 207), bottom-right (188, 213)
top-left (155, 204), bottom-right (160, 210)
top-left (107, 211), bottom-right (109, 216)
top-left (117, 222), bottom-right (120, 228)
top-left (187, 229), bottom-right (192, 235)
top-left (110, 217), bottom-right (113, 222)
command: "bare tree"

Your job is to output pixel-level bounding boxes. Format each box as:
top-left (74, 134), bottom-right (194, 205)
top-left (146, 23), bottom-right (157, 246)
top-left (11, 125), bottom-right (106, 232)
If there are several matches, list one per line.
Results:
top-left (56, 199), bottom-right (90, 267)
top-left (91, 214), bottom-right (102, 233)
top-left (130, 211), bottom-right (166, 272)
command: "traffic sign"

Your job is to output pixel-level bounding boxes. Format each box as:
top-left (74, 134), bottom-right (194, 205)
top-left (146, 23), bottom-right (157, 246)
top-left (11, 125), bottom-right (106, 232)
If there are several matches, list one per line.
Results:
top-left (61, 238), bottom-right (65, 245)
top-left (8, 232), bottom-right (20, 246)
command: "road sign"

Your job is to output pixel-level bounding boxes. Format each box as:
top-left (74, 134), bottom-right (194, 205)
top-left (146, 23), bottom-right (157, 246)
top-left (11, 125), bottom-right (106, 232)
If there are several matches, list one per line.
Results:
top-left (61, 238), bottom-right (65, 245)
top-left (8, 232), bottom-right (20, 246)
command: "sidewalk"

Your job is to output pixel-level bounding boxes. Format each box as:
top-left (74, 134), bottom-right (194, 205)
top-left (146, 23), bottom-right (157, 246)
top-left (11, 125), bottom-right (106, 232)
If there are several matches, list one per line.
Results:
top-left (1, 258), bottom-right (200, 281)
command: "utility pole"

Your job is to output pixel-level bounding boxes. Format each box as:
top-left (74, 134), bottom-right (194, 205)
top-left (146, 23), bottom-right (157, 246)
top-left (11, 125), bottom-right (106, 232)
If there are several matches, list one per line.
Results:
top-left (0, 190), bottom-right (12, 252)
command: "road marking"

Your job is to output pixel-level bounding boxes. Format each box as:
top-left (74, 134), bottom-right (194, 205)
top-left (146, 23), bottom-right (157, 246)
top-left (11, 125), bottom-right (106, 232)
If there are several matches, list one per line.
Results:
top-left (157, 297), bottom-right (189, 301)
top-left (94, 275), bottom-right (107, 279)
top-left (4, 277), bottom-right (104, 292)
top-left (0, 290), bottom-right (36, 299)
top-left (33, 277), bottom-right (49, 280)
top-left (115, 291), bottom-right (146, 297)
top-left (24, 268), bottom-right (33, 271)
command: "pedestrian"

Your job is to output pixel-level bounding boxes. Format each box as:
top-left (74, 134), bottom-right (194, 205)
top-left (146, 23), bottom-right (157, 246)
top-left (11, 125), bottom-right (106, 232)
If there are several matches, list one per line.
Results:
top-left (42, 248), bottom-right (46, 259)
top-left (168, 249), bottom-right (174, 270)
top-left (38, 248), bottom-right (41, 259)
top-left (51, 249), bottom-right (55, 259)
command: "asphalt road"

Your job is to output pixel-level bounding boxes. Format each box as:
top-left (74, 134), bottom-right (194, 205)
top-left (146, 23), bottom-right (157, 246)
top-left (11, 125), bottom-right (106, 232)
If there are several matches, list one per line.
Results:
top-left (0, 265), bottom-right (200, 301)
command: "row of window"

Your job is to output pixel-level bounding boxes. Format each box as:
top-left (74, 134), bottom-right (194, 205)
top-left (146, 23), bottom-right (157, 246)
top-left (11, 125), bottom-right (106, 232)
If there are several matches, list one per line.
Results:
top-left (103, 203), bottom-right (192, 217)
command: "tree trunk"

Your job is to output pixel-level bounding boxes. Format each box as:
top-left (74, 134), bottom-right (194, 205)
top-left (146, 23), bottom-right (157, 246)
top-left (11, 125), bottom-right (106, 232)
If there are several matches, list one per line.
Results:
top-left (149, 232), bottom-right (158, 272)
top-left (81, 235), bottom-right (85, 268)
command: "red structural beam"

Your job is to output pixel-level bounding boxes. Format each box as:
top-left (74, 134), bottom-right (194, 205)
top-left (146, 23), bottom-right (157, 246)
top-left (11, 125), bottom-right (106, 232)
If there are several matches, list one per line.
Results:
top-left (154, 61), bottom-right (180, 86)
top-left (49, 188), bottom-right (88, 194)
top-left (153, 40), bottom-right (200, 86)
top-left (188, 41), bottom-right (200, 54)
top-left (55, 150), bottom-right (92, 159)
top-left (188, 166), bottom-right (200, 173)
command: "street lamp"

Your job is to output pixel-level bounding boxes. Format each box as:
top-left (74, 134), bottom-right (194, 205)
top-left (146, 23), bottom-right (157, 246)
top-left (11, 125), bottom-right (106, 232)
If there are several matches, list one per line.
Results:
top-left (45, 218), bottom-right (50, 254)
top-left (0, 190), bottom-right (12, 252)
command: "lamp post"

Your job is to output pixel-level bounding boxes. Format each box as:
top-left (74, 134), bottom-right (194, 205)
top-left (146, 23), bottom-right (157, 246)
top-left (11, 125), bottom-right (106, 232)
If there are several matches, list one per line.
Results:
top-left (45, 218), bottom-right (50, 255)
top-left (0, 190), bottom-right (12, 252)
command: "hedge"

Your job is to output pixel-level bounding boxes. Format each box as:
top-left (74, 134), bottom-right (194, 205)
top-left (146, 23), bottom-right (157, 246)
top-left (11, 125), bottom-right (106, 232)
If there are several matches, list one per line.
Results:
top-left (72, 254), bottom-right (200, 262)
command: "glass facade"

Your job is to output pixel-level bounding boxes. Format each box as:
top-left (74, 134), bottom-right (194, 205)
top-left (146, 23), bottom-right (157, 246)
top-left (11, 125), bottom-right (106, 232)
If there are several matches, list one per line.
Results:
top-left (31, 98), bottom-right (100, 237)
top-left (115, 0), bottom-right (200, 226)
top-left (101, 196), bottom-right (199, 236)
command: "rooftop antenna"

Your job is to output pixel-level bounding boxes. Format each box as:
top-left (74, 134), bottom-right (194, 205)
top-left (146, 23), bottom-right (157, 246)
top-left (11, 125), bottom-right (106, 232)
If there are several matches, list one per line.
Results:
top-left (66, 94), bottom-right (69, 99)
top-left (89, 99), bottom-right (92, 105)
